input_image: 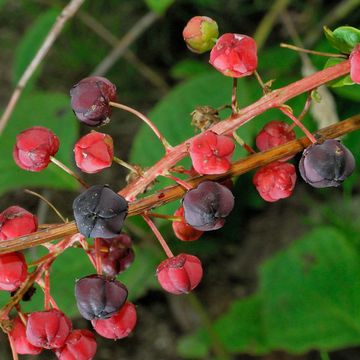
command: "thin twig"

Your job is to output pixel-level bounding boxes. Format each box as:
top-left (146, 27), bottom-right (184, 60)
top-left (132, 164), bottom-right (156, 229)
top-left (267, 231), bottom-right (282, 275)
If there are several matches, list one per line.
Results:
top-left (280, 43), bottom-right (347, 58)
top-left (0, 0), bottom-right (85, 135)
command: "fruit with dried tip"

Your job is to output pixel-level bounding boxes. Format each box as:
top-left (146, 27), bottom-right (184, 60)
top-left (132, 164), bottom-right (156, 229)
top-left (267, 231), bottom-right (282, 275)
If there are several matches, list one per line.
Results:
top-left (13, 126), bottom-right (59, 172)
top-left (299, 139), bottom-right (355, 188)
top-left (350, 44), bottom-right (360, 84)
top-left (172, 206), bottom-right (203, 241)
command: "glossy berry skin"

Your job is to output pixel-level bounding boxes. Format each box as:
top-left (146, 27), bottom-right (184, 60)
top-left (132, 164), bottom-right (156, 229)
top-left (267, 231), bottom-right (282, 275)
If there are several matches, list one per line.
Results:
top-left (156, 253), bottom-right (203, 295)
top-left (350, 44), bottom-right (360, 84)
top-left (253, 162), bottom-right (296, 202)
top-left (189, 131), bottom-right (235, 174)
top-left (172, 207), bottom-right (203, 241)
top-left (183, 16), bottom-right (218, 54)
top-left (73, 185), bottom-right (128, 238)
top-left (55, 329), bottom-right (97, 360)
top-left (91, 235), bottom-right (135, 277)
top-left (75, 274), bottom-right (128, 320)
top-left (0, 252), bottom-right (27, 291)
top-left (299, 139), bottom-right (355, 188)
top-left (9, 316), bottom-right (42, 355)
top-left (26, 309), bottom-right (72, 349)
top-left (13, 126), bottom-right (59, 172)
top-left (92, 302), bottom-right (137, 340)
top-left (256, 121), bottom-right (296, 161)
top-left (74, 131), bottom-right (114, 174)
top-left (0, 206), bottom-right (38, 241)
top-left (209, 33), bottom-right (257, 78)
top-left (70, 76), bottom-right (116, 126)
top-left (182, 181), bottom-right (234, 231)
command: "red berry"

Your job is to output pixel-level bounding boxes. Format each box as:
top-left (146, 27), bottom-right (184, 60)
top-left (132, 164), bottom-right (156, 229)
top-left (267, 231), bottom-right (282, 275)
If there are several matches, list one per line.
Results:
top-left (350, 44), bottom-right (360, 84)
top-left (209, 33), bottom-right (257, 78)
top-left (70, 76), bottom-right (116, 126)
top-left (189, 131), bottom-right (234, 174)
top-left (55, 329), bottom-right (97, 360)
top-left (0, 252), bottom-right (27, 291)
top-left (183, 16), bottom-right (219, 54)
top-left (156, 253), bottom-right (203, 295)
top-left (13, 126), bottom-right (59, 172)
top-left (0, 206), bottom-right (38, 241)
top-left (172, 207), bottom-right (203, 241)
top-left (26, 309), bottom-right (72, 349)
top-left (253, 162), bottom-right (296, 202)
top-left (74, 131), bottom-right (114, 174)
top-left (91, 302), bottom-right (137, 340)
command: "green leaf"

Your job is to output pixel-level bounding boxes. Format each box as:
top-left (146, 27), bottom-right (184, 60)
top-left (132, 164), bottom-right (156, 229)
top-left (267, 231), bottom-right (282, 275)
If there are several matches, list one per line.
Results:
top-left (0, 91), bottom-right (79, 195)
top-left (12, 8), bottom-right (60, 86)
top-left (177, 329), bottom-right (210, 359)
top-left (260, 227), bottom-right (360, 352)
top-left (324, 26), bottom-right (360, 54)
top-left (144, 0), bottom-right (174, 14)
top-left (170, 60), bottom-right (211, 80)
top-left (324, 58), bottom-right (354, 87)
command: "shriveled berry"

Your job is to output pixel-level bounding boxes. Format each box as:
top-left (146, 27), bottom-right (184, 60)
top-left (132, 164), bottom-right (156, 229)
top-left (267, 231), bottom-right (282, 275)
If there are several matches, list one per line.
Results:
top-left (73, 185), bottom-right (128, 238)
top-left (70, 76), bottom-right (116, 126)
top-left (0, 252), bottom-right (27, 291)
top-left (91, 235), bottom-right (135, 277)
top-left (350, 44), bottom-right (360, 84)
top-left (299, 139), bottom-right (355, 188)
top-left (9, 316), bottom-right (42, 355)
top-left (189, 131), bottom-right (235, 174)
top-left (74, 131), bottom-right (114, 174)
top-left (0, 206), bottom-right (38, 241)
top-left (172, 207), bottom-right (203, 241)
top-left (75, 274), bottom-right (128, 320)
top-left (182, 181), bottom-right (234, 231)
top-left (183, 16), bottom-right (218, 54)
top-left (92, 302), bottom-right (137, 340)
top-left (26, 309), bottom-right (72, 349)
top-left (55, 329), bottom-right (97, 360)
top-left (253, 162), bottom-right (296, 202)
top-left (156, 253), bottom-right (203, 295)
top-left (13, 126), bottom-right (59, 172)
top-left (209, 33), bottom-right (257, 78)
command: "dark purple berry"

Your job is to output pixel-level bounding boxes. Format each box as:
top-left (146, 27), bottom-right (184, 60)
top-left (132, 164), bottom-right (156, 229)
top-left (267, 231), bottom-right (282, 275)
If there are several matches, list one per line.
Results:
top-left (70, 76), bottom-right (116, 126)
top-left (73, 185), bottom-right (128, 239)
top-left (182, 181), bottom-right (234, 231)
top-left (299, 139), bottom-right (355, 188)
top-left (75, 274), bottom-right (128, 320)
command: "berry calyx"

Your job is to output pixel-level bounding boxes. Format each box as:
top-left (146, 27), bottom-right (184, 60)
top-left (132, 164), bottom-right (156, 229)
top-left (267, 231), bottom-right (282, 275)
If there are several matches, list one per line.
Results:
top-left (0, 252), bottom-right (27, 291)
top-left (182, 181), bottom-right (235, 231)
top-left (0, 205), bottom-right (38, 240)
top-left (26, 309), bottom-right (72, 349)
top-left (73, 185), bottom-right (128, 238)
top-left (350, 44), bottom-right (360, 84)
top-left (13, 126), bottom-right (60, 172)
top-left (189, 131), bottom-right (235, 174)
top-left (209, 33), bottom-right (258, 78)
top-left (253, 162), bottom-right (297, 202)
top-left (156, 253), bottom-right (203, 295)
top-left (183, 16), bottom-right (219, 54)
top-left (91, 302), bottom-right (137, 339)
top-left (299, 139), bottom-right (355, 188)
top-left (70, 76), bottom-right (117, 126)
top-left (172, 206), bottom-right (203, 241)
top-left (75, 274), bottom-right (128, 320)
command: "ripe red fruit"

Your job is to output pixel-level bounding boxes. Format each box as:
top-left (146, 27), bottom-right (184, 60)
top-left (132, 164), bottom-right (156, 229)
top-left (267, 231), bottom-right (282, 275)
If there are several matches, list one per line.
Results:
top-left (0, 252), bottom-right (27, 291)
top-left (13, 126), bottom-right (59, 172)
top-left (26, 309), bottom-right (72, 349)
top-left (156, 253), bottom-right (203, 295)
top-left (91, 302), bottom-right (137, 340)
top-left (172, 207), bottom-right (203, 241)
top-left (55, 329), bottom-right (97, 360)
top-left (70, 76), bottom-right (117, 126)
top-left (253, 162), bottom-right (296, 202)
top-left (209, 33), bottom-right (258, 78)
top-left (9, 316), bottom-right (42, 355)
top-left (0, 206), bottom-right (38, 241)
top-left (183, 16), bottom-right (219, 54)
top-left (74, 131), bottom-right (114, 174)
top-left (350, 44), bottom-right (360, 84)
top-left (189, 131), bottom-right (235, 174)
